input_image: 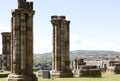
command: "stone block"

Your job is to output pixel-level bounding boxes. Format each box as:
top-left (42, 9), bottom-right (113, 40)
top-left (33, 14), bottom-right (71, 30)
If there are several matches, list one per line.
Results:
top-left (106, 61), bottom-right (120, 74)
top-left (73, 65), bottom-right (101, 77)
top-left (7, 74), bottom-right (38, 81)
top-left (50, 70), bottom-right (73, 78)
top-left (42, 70), bottom-right (50, 78)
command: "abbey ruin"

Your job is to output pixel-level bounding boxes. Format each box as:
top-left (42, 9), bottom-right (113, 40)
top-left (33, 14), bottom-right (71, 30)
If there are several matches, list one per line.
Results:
top-left (1, 0), bottom-right (120, 81)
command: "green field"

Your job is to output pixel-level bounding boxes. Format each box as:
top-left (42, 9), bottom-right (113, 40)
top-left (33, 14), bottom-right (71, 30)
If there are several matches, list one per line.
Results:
top-left (1, 73), bottom-right (120, 81)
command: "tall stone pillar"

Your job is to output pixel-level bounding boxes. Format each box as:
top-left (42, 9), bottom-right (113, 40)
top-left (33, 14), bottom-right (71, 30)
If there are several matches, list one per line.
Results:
top-left (50, 15), bottom-right (73, 78)
top-left (7, 0), bottom-right (37, 81)
top-left (0, 55), bottom-right (2, 70)
top-left (1, 32), bottom-right (11, 71)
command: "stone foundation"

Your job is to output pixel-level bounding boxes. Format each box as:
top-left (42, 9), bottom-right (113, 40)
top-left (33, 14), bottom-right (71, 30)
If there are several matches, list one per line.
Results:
top-left (7, 74), bottom-right (37, 81)
top-left (77, 69), bottom-right (101, 77)
top-left (106, 65), bottom-right (120, 74)
top-left (37, 70), bottom-right (50, 78)
top-left (106, 61), bottom-right (120, 74)
top-left (73, 65), bottom-right (101, 77)
top-left (0, 73), bottom-right (9, 78)
top-left (50, 70), bottom-right (73, 78)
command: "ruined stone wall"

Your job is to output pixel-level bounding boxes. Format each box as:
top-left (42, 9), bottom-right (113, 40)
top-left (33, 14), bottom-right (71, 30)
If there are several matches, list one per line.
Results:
top-left (50, 15), bottom-right (73, 78)
top-left (0, 55), bottom-right (2, 69)
top-left (106, 61), bottom-right (120, 74)
top-left (7, 0), bottom-right (37, 81)
top-left (51, 16), bottom-right (70, 72)
top-left (1, 32), bottom-right (11, 71)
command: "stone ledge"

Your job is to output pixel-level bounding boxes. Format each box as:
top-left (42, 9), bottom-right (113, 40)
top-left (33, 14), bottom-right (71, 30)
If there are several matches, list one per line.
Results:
top-left (0, 71), bottom-right (10, 77)
top-left (7, 74), bottom-right (38, 81)
top-left (0, 74), bottom-right (9, 77)
top-left (73, 69), bottom-right (101, 77)
top-left (50, 70), bottom-right (73, 78)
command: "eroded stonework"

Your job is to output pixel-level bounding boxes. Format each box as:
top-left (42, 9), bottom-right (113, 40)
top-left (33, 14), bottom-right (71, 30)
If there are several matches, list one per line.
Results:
top-left (50, 15), bottom-right (73, 78)
top-left (1, 32), bottom-right (11, 71)
top-left (0, 55), bottom-right (2, 70)
top-left (7, 0), bottom-right (37, 81)
top-left (106, 61), bottom-right (120, 74)
top-left (72, 58), bottom-right (101, 77)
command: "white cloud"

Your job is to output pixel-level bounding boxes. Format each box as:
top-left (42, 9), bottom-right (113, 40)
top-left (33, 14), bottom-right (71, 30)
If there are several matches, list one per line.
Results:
top-left (70, 35), bottom-right (96, 51)
top-left (70, 34), bottom-right (119, 52)
top-left (0, 26), bottom-right (120, 54)
top-left (0, 24), bottom-right (52, 54)
top-left (33, 34), bottom-right (120, 53)
top-left (34, 35), bottom-right (52, 54)
top-left (0, 25), bottom-right (10, 32)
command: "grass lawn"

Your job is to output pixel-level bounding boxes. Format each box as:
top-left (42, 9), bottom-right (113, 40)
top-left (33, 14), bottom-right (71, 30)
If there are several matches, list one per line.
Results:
top-left (1, 73), bottom-right (120, 81)
top-left (0, 71), bottom-right (10, 74)
top-left (0, 77), bottom-right (6, 81)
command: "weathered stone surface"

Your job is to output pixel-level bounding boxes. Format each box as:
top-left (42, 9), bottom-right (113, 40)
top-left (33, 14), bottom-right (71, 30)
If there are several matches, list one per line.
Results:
top-left (37, 70), bottom-right (50, 78)
top-left (42, 70), bottom-right (50, 78)
top-left (50, 15), bottom-right (73, 78)
top-left (37, 70), bottom-right (43, 78)
top-left (7, 74), bottom-right (37, 81)
top-left (18, 0), bottom-right (33, 9)
top-left (50, 70), bottom-right (73, 78)
top-left (72, 58), bottom-right (101, 77)
top-left (1, 32), bottom-right (11, 71)
top-left (0, 55), bottom-right (2, 70)
top-left (72, 58), bottom-right (86, 73)
top-left (73, 58), bottom-right (77, 70)
top-left (85, 61), bottom-right (109, 72)
top-left (74, 65), bottom-right (101, 77)
top-left (7, 0), bottom-right (37, 81)
top-left (106, 61), bottom-right (120, 74)
top-left (0, 71), bottom-right (9, 78)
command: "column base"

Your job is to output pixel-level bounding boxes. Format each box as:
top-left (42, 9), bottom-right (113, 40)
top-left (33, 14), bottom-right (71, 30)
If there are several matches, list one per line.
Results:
top-left (50, 70), bottom-right (73, 78)
top-left (7, 73), bottom-right (38, 81)
top-left (37, 70), bottom-right (50, 78)
top-left (73, 69), bottom-right (101, 77)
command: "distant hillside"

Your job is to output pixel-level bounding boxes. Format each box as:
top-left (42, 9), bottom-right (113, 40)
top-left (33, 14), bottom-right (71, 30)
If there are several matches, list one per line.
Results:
top-left (70, 50), bottom-right (120, 56)
top-left (34, 50), bottom-right (120, 59)
top-left (34, 50), bottom-right (120, 66)
top-left (71, 50), bottom-right (120, 55)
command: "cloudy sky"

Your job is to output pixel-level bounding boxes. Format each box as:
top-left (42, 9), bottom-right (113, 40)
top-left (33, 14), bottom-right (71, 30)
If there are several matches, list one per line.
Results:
top-left (0, 0), bottom-right (120, 54)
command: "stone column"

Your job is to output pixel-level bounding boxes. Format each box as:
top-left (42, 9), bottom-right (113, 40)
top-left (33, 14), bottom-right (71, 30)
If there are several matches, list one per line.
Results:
top-left (55, 20), bottom-right (61, 71)
top-left (74, 58), bottom-right (77, 70)
top-left (26, 14), bottom-right (34, 75)
top-left (70, 60), bottom-right (74, 70)
top-left (1, 32), bottom-right (11, 71)
top-left (0, 55), bottom-right (2, 69)
top-left (50, 15), bottom-right (73, 78)
top-left (7, 0), bottom-right (37, 81)
top-left (52, 19), bottom-right (56, 71)
top-left (64, 21), bottom-right (70, 71)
